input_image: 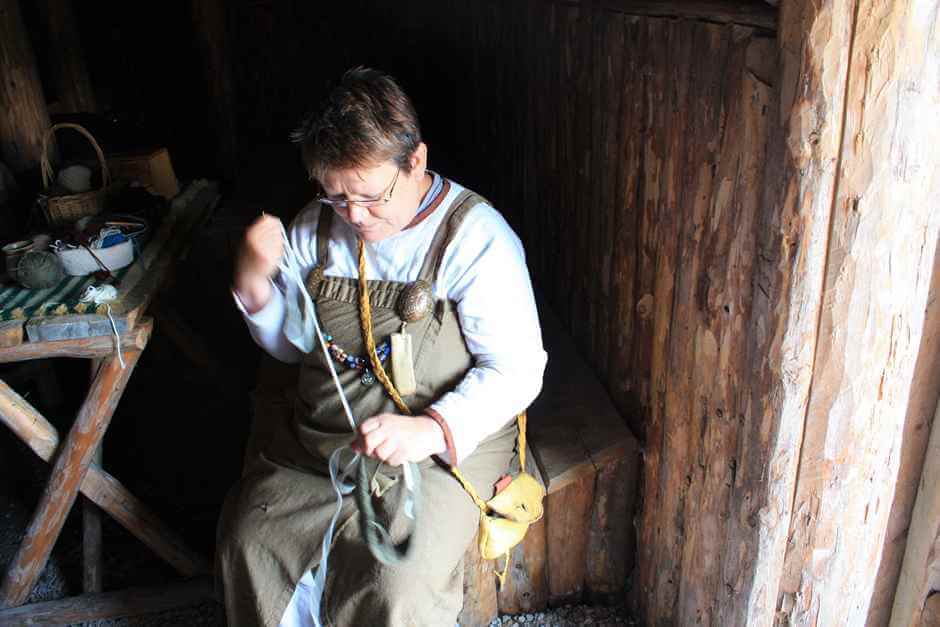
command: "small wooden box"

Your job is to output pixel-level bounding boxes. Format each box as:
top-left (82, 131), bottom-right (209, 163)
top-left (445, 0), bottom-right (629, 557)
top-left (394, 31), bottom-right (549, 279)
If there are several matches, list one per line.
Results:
top-left (107, 147), bottom-right (180, 199)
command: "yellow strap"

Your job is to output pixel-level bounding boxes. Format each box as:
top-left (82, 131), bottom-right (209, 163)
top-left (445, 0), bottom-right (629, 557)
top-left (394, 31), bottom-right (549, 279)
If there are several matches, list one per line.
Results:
top-left (496, 550), bottom-right (511, 587)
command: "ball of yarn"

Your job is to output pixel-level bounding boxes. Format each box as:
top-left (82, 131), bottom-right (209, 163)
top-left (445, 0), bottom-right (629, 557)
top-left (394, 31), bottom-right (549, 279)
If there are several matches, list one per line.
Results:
top-left (58, 164), bottom-right (92, 193)
top-left (16, 251), bottom-right (64, 289)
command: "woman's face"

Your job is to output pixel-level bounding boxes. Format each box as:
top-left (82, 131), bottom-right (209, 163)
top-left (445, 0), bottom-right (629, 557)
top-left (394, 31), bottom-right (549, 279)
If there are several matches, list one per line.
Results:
top-left (319, 144), bottom-right (429, 242)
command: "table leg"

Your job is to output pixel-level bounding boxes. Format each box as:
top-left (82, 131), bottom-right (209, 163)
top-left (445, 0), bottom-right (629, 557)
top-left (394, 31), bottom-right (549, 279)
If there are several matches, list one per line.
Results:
top-left (0, 348), bottom-right (143, 608)
top-left (0, 376), bottom-right (210, 578)
top-left (84, 359), bottom-right (104, 593)
top-left (83, 445), bottom-right (103, 593)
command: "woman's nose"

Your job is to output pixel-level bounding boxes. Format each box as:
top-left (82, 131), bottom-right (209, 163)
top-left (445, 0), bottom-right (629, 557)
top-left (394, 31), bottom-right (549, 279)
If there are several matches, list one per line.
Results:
top-left (347, 203), bottom-right (369, 224)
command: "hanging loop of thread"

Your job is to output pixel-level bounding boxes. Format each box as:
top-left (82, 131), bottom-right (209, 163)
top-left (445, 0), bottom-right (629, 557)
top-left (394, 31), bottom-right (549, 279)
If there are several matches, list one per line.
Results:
top-left (80, 284), bottom-right (124, 369)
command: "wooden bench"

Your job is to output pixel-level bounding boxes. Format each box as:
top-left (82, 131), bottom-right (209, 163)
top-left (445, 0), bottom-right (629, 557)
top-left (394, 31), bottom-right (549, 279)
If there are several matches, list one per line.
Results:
top-left (249, 298), bottom-right (640, 625)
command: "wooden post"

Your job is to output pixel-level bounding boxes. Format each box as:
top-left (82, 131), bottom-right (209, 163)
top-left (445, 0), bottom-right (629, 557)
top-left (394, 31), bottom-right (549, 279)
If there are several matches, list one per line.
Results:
top-left (0, 0), bottom-right (54, 174)
top-left (772, 1), bottom-right (940, 624)
top-left (36, 0), bottom-right (97, 113)
top-left (191, 0), bottom-right (237, 180)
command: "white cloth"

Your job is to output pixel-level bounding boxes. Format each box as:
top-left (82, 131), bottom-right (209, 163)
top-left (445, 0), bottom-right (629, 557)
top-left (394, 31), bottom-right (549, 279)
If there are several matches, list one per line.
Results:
top-left (233, 174), bottom-right (547, 464)
top-left (279, 568), bottom-right (321, 627)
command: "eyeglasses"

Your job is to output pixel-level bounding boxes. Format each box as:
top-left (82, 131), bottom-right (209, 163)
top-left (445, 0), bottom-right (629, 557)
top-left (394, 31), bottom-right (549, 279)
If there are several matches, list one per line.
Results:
top-left (316, 168), bottom-right (400, 210)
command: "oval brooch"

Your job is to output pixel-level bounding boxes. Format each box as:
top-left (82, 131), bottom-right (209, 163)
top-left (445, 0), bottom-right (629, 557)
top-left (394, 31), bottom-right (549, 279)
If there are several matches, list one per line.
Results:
top-left (397, 280), bottom-right (433, 323)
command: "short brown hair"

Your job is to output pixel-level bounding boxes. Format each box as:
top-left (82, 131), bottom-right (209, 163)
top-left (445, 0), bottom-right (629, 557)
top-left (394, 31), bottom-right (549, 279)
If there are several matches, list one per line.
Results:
top-left (290, 67), bottom-right (422, 182)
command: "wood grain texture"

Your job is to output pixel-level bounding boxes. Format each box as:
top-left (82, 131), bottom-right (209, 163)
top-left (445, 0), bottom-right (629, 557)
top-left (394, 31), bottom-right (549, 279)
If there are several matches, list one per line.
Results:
top-left (528, 298), bottom-right (637, 494)
top-left (773, 1), bottom-right (940, 625)
top-left (0, 575), bottom-right (213, 625)
top-left (36, 0), bottom-right (97, 113)
top-left (0, 348), bottom-right (145, 607)
top-left (590, 0), bottom-right (777, 30)
top-left (497, 517), bottom-right (548, 615)
top-left (891, 402), bottom-right (940, 627)
top-left (0, 319), bottom-right (150, 362)
top-left (0, 0), bottom-right (53, 174)
top-left (923, 593), bottom-right (940, 627)
top-left (586, 458), bottom-right (636, 604)
top-left (458, 534), bottom-right (499, 626)
top-left (546, 473), bottom-right (596, 605)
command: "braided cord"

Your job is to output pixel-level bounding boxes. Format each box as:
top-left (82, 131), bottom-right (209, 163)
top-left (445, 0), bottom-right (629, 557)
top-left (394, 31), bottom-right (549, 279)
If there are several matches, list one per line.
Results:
top-left (357, 239), bottom-right (490, 513)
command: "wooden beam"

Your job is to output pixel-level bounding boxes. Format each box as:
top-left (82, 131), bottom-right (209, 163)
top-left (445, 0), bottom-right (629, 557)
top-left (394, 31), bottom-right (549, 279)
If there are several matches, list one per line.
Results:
top-left (775, 1), bottom-right (940, 624)
top-left (582, 0), bottom-right (777, 31)
top-left (0, 373), bottom-right (210, 578)
top-left (0, 0), bottom-right (54, 174)
top-left (0, 319), bottom-right (150, 362)
top-left (36, 0), bottom-right (97, 113)
top-left (0, 575), bottom-right (214, 625)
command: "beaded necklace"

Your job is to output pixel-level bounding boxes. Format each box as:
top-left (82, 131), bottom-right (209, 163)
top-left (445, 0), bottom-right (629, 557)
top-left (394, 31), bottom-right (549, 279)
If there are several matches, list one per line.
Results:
top-left (323, 333), bottom-right (390, 385)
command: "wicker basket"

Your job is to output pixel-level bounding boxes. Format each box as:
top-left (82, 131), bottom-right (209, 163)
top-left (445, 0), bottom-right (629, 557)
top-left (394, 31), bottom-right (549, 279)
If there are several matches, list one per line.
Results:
top-left (40, 123), bottom-right (111, 226)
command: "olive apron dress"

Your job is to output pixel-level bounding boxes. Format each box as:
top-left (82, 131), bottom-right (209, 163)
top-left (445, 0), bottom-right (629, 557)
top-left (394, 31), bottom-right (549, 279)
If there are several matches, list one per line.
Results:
top-left (217, 184), bottom-right (519, 626)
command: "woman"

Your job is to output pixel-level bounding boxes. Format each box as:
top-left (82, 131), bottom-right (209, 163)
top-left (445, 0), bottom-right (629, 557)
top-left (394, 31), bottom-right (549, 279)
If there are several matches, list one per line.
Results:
top-left (218, 67), bottom-right (547, 626)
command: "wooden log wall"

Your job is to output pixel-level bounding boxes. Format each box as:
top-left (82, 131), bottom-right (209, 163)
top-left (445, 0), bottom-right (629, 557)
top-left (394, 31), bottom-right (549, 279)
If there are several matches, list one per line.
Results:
top-left (0, 0), bottom-right (53, 174)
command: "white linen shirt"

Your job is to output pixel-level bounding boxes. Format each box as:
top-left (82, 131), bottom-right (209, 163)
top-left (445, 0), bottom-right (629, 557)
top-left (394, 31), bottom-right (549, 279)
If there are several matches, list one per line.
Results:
top-left (233, 174), bottom-right (547, 464)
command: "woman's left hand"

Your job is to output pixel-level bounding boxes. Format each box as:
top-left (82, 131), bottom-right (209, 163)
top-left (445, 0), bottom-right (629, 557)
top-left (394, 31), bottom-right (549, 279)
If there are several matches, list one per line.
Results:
top-left (351, 413), bottom-right (446, 466)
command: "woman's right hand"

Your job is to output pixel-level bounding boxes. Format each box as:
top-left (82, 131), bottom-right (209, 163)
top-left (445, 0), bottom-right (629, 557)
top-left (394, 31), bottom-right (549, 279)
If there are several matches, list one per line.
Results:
top-left (233, 214), bottom-right (285, 313)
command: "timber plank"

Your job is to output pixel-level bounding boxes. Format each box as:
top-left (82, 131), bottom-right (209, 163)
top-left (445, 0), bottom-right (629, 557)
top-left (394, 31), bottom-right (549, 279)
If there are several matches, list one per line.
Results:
top-left (528, 298), bottom-right (636, 494)
top-left (0, 320), bottom-right (150, 362)
top-left (0, 320), bottom-right (23, 348)
top-left (497, 517), bottom-right (548, 615)
top-left (0, 576), bottom-right (214, 625)
top-left (458, 534), bottom-right (499, 626)
top-left (546, 474), bottom-right (595, 605)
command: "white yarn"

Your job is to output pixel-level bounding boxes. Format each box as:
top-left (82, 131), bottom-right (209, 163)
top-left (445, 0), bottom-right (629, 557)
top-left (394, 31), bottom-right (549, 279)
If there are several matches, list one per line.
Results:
top-left (277, 223), bottom-right (358, 627)
top-left (80, 284), bottom-right (124, 369)
top-left (276, 223), bottom-right (420, 626)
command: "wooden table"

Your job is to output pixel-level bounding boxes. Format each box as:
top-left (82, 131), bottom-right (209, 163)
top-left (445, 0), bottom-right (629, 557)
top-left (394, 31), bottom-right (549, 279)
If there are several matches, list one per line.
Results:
top-left (0, 180), bottom-right (220, 623)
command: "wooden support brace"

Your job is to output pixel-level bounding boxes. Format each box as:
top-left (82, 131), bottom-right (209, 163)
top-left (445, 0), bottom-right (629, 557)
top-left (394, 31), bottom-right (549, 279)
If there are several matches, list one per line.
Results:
top-left (0, 371), bottom-right (210, 582)
top-left (0, 343), bottom-right (147, 607)
top-left (0, 321), bottom-right (148, 363)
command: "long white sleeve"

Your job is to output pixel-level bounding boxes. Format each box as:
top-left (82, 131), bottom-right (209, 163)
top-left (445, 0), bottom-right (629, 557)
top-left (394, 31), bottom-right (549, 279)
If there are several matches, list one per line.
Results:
top-left (427, 205), bottom-right (547, 463)
top-left (232, 205), bottom-right (321, 364)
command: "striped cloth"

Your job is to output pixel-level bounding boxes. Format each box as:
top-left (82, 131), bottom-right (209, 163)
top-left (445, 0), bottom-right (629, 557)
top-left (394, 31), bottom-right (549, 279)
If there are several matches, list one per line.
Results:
top-left (0, 266), bottom-right (131, 321)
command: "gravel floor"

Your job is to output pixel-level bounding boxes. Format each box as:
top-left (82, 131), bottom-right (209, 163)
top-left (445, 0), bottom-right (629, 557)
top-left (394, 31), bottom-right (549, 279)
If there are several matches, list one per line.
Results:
top-left (490, 603), bottom-right (639, 626)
